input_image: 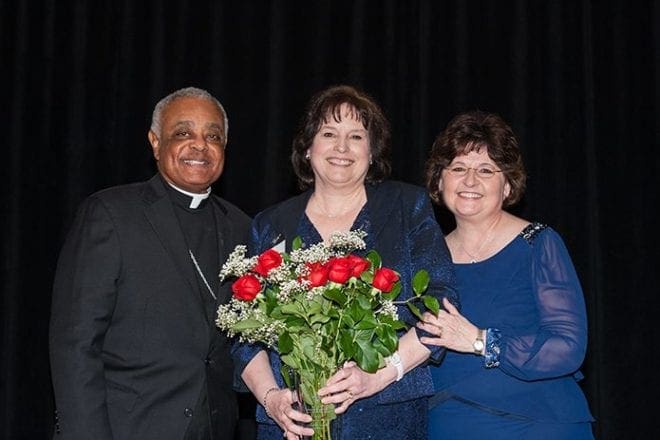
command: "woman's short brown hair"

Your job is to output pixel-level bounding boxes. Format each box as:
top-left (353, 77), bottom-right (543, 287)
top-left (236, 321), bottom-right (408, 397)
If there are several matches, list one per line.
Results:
top-left (425, 110), bottom-right (526, 207)
top-left (291, 85), bottom-right (392, 190)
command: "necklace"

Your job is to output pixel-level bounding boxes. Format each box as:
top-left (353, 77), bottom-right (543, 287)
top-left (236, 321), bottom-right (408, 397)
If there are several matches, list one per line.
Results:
top-left (458, 235), bottom-right (495, 263)
top-left (312, 192), bottom-right (365, 218)
top-left (455, 216), bottom-right (501, 263)
top-left (189, 249), bottom-right (217, 300)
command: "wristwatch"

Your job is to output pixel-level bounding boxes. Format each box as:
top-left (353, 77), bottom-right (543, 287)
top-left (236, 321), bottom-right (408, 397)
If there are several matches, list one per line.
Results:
top-left (386, 352), bottom-right (404, 381)
top-left (473, 330), bottom-right (485, 355)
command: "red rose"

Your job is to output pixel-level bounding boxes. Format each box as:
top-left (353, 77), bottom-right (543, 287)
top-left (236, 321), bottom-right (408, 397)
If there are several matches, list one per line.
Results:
top-left (347, 254), bottom-right (370, 277)
top-left (232, 274), bottom-right (262, 301)
top-left (372, 267), bottom-right (399, 293)
top-left (306, 262), bottom-right (329, 288)
top-left (327, 257), bottom-right (352, 284)
top-left (253, 249), bottom-right (283, 276)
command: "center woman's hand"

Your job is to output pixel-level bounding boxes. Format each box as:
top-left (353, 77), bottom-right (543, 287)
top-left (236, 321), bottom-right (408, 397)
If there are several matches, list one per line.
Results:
top-left (263, 387), bottom-right (314, 439)
top-left (317, 361), bottom-right (388, 414)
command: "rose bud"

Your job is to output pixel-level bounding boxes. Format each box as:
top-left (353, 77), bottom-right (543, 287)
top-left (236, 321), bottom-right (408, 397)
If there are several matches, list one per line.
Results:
top-left (232, 274), bottom-right (262, 301)
top-left (372, 267), bottom-right (400, 293)
top-left (253, 249), bottom-right (283, 277)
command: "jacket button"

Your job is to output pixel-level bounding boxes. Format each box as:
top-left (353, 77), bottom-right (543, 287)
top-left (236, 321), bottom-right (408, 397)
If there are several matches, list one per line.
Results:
top-left (184, 407), bottom-right (194, 417)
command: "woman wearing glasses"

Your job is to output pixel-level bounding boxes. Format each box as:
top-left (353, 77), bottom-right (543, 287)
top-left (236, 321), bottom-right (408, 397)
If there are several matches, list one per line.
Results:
top-left (417, 110), bottom-right (594, 439)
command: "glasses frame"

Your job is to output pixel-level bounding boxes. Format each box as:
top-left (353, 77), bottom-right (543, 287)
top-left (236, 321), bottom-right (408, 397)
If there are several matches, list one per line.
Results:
top-left (443, 165), bottom-right (504, 179)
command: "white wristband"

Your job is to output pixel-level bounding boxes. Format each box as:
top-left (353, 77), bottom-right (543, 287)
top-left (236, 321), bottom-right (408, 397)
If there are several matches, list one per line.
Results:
top-left (386, 352), bottom-right (404, 381)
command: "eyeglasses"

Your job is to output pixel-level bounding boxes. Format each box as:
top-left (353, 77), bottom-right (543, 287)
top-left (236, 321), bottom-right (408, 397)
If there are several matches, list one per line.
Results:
top-left (444, 165), bottom-right (503, 179)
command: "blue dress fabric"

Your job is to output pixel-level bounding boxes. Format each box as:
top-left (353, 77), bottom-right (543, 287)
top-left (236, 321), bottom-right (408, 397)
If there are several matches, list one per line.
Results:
top-left (232, 181), bottom-right (457, 439)
top-left (428, 223), bottom-right (595, 439)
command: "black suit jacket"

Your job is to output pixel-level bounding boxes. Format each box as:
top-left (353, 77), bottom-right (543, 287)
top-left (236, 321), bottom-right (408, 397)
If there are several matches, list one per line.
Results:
top-left (49, 175), bottom-right (251, 440)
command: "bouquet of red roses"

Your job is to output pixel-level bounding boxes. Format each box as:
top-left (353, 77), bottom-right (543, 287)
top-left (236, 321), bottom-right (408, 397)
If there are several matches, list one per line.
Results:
top-left (216, 230), bottom-right (435, 440)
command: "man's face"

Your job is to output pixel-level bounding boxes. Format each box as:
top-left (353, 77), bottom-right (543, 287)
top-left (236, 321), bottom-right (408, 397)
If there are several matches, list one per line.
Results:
top-left (148, 97), bottom-right (226, 193)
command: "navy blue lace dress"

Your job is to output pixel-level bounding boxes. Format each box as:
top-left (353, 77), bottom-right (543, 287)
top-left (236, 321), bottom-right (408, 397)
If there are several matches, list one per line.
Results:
top-left (233, 181), bottom-right (457, 439)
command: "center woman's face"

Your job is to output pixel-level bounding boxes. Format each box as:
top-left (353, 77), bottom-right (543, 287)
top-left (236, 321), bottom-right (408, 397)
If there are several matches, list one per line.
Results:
top-left (307, 103), bottom-right (371, 190)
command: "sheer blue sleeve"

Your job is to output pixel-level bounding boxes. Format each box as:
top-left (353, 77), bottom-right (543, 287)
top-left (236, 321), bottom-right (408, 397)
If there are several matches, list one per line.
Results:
top-left (496, 228), bottom-right (588, 380)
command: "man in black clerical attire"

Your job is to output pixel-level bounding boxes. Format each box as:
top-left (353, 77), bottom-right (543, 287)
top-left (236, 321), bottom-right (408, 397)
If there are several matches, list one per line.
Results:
top-left (49, 86), bottom-right (251, 439)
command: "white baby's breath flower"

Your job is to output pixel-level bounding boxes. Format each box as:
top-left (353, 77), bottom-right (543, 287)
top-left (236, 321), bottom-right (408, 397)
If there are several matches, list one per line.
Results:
top-left (266, 264), bottom-right (292, 284)
top-left (307, 286), bottom-right (326, 300)
top-left (278, 279), bottom-right (306, 301)
top-left (328, 229), bottom-right (367, 253)
top-left (377, 300), bottom-right (399, 321)
top-left (219, 245), bottom-right (258, 281)
top-left (290, 242), bottom-right (331, 265)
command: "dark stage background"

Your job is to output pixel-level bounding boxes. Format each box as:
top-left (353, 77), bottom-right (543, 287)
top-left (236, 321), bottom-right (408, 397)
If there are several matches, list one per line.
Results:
top-left (1, 1), bottom-right (658, 438)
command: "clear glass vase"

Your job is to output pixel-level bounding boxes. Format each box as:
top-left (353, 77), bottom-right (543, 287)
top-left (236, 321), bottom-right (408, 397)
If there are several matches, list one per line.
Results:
top-left (289, 368), bottom-right (336, 440)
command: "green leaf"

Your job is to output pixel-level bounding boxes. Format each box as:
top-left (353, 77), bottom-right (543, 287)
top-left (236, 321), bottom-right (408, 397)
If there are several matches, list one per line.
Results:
top-left (412, 270), bottom-right (430, 296)
top-left (422, 295), bottom-right (440, 315)
top-left (307, 300), bottom-right (323, 315)
top-left (280, 365), bottom-right (294, 388)
top-left (391, 320), bottom-right (407, 331)
top-left (356, 294), bottom-right (372, 310)
top-left (355, 338), bottom-right (379, 372)
top-left (280, 354), bottom-right (302, 371)
top-left (292, 236), bottom-right (303, 250)
top-left (339, 330), bottom-right (355, 358)
top-left (381, 328), bottom-right (399, 352)
top-left (278, 332), bottom-right (294, 354)
top-left (354, 328), bottom-right (375, 344)
top-left (283, 316), bottom-right (307, 330)
top-left (365, 250), bottom-right (382, 269)
top-left (280, 303), bottom-right (304, 316)
top-left (232, 319), bottom-right (264, 331)
top-left (360, 271), bottom-right (374, 284)
top-left (340, 311), bottom-right (356, 327)
top-left (355, 315), bottom-right (378, 330)
top-left (310, 313), bottom-right (331, 325)
top-left (408, 302), bottom-right (423, 320)
top-left (323, 287), bottom-right (347, 306)
top-left (264, 289), bottom-right (279, 306)
top-left (370, 339), bottom-right (390, 357)
top-left (387, 281), bottom-right (402, 300)
top-left (348, 301), bottom-right (367, 322)
top-left (300, 334), bottom-right (318, 362)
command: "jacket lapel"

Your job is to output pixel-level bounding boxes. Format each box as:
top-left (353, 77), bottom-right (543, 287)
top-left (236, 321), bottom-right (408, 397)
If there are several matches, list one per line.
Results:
top-left (210, 196), bottom-right (229, 305)
top-left (142, 176), bottom-right (207, 320)
top-left (363, 182), bottom-right (399, 249)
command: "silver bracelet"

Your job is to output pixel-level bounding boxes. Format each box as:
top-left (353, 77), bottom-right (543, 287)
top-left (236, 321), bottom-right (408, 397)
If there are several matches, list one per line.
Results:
top-left (262, 387), bottom-right (279, 418)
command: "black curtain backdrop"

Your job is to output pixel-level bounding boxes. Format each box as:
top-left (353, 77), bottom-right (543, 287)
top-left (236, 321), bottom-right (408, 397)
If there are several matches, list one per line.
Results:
top-left (2, 1), bottom-right (658, 438)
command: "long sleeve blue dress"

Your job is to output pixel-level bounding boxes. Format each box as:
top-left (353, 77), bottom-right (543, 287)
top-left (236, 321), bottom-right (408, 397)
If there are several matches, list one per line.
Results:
top-left (428, 223), bottom-right (595, 439)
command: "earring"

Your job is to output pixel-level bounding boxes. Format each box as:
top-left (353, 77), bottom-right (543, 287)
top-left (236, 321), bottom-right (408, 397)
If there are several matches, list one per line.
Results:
top-left (305, 151), bottom-right (310, 160)
top-left (369, 156), bottom-right (373, 165)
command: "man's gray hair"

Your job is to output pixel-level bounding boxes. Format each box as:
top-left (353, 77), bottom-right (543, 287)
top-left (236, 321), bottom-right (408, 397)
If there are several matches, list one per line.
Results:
top-left (150, 86), bottom-right (228, 138)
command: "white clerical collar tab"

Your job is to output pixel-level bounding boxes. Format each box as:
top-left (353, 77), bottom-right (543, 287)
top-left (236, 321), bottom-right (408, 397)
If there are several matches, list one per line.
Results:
top-left (167, 182), bottom-right (211, 208)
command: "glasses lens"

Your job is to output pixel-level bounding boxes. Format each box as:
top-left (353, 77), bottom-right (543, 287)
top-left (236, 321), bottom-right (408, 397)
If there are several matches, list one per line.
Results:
top-left (446, 166), bottom-right (499, 178)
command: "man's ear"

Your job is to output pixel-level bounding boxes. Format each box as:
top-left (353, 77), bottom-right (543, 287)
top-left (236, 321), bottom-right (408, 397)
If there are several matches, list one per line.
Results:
top-left (148, 130), bottom-right (160, 160)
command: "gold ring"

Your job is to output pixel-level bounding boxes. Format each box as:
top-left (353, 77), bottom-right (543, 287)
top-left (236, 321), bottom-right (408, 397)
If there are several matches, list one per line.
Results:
top-left (347, 390), bottom-right (354, 398)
